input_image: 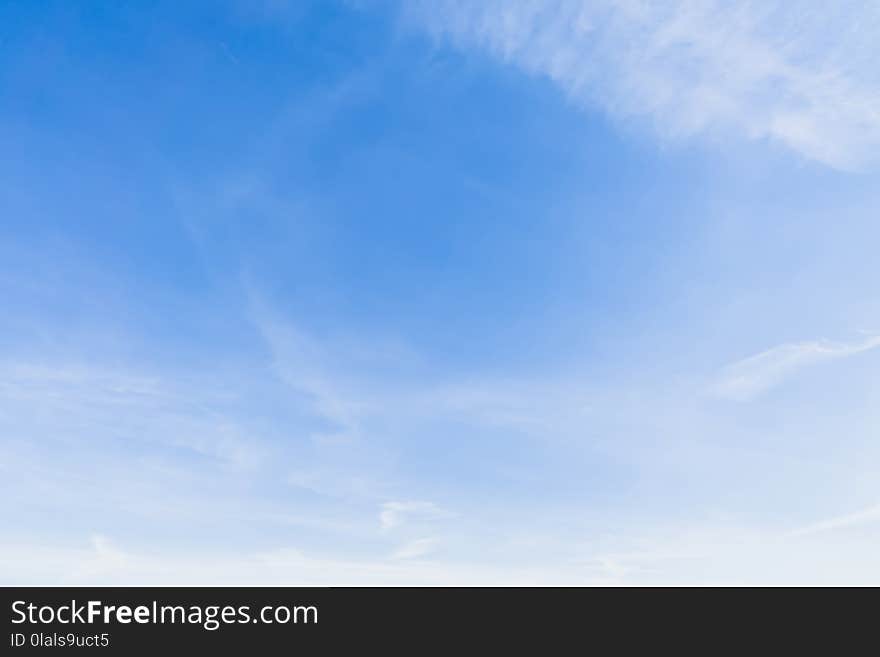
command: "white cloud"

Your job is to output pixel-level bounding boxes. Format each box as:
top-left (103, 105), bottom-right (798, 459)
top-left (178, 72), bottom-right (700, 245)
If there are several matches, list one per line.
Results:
top-left (0, 360), bottom-right (268, 469)
top-left (249, 302), bottom-right (367, 442)
top-left (7, 510), bottom-right (880, 585)
top-left (790, 503), bottom-right (880, 537)
top-left (391, 537), bottom-right (438, 560)
top-left (380, 501), bottom-right (451, 530)
top-left (0, 536), bottom-right (592, 585)
top-left (407, 0), bottom-right (880, 170)
top-left (711, 335), bottom-right (880, 401)
top-left (72, 535), bottom-right (132, 581)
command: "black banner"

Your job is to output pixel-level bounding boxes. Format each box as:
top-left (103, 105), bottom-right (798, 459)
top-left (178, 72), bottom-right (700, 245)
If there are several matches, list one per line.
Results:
top-left (0, 587), bottom-right (870, 652)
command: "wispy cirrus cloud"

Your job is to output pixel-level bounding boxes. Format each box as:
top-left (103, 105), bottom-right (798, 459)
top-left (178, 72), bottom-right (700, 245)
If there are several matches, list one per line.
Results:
top-left (789, 503), bottom-right (880, 538)
top-left (710, 334), bottom-right (880, 401)
top-left (0, 360), bottom-right (268, 470)
top-left (380, 501), bottom-right (452, 530)
top-left (406, 0), bottom-right (880, 170)
top-left (391, 537), bottom-right (438, 560)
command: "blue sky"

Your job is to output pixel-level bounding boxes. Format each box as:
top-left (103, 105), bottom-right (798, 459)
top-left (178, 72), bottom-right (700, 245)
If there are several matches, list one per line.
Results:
top-left (2, 1), bottom-right (879, 584)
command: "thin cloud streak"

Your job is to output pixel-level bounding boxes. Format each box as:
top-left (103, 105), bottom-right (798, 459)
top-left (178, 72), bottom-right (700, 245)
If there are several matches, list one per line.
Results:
top-left (380, 501), bottom-right (452, 530)
top-left (391, 537), bottom-right (438, 560)
top-left (790, 503), bottom-right (880, 538)
top-left (710, 334), bottom-right (880, 401)
top-left (407, 0), bottom-right (880, 170)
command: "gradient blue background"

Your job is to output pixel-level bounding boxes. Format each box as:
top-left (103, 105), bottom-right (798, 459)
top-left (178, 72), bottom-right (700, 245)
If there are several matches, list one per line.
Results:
top-left (2, 0), bottom-right (879, 583)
